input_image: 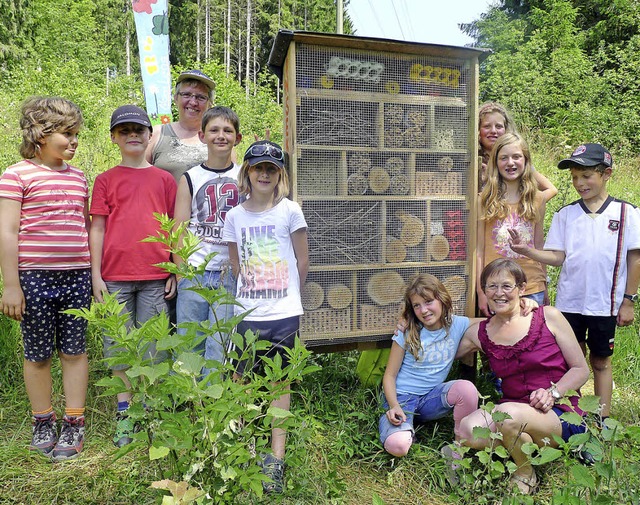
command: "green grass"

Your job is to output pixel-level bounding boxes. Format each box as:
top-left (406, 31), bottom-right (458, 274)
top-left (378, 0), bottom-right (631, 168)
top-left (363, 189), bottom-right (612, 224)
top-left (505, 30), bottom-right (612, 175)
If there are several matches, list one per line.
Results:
top-left (0, 146), bottom-right (639, 504)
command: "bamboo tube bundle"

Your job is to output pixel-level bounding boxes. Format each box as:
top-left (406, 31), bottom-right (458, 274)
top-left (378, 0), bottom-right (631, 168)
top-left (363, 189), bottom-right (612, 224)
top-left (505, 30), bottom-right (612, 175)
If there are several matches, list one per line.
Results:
top-left (326, 283), bottom-right (353, 309)
top-left (367, 271), bottom-right (406, 305)
top-left (349, 153), bottom-right (372, 173)
top-left (437, 156), bottom-right (454, 171)
top-left (385, 104), bottom-right (404, 124)
top-left (389, 174), bottom-right (410, 195)
top-left (385, 127), bottom-right (404, 148)
top-left (301, 281), bottom-right (325, 310)
top-left (347, 172), bottom-right (368, 195)
top-left (384, 156), bottom-right (405, 176)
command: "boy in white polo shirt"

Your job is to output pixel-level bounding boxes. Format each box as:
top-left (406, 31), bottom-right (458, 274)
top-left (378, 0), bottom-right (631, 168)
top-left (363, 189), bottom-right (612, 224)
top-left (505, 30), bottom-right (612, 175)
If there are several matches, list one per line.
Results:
top-left (509, 143), bottom-right (640, 423)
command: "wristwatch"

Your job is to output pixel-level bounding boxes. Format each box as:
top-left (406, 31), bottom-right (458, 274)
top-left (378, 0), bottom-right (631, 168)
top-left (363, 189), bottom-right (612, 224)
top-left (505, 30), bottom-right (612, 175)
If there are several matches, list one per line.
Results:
top-left (548, 383), bottom-right (562, 402)
top-left (623, 293), bottom-right (638, 303)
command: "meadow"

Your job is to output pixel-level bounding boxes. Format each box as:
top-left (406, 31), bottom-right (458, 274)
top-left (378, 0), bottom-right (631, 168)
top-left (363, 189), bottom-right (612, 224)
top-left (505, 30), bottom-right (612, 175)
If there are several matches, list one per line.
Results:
top-left (0, 124), bottom-right (639, 504)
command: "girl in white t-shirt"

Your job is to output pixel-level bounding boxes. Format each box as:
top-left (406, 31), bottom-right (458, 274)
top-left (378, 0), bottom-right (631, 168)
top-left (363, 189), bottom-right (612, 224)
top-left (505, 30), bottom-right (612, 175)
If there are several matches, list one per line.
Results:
top-left (222, 140), bottom-right (308, 494)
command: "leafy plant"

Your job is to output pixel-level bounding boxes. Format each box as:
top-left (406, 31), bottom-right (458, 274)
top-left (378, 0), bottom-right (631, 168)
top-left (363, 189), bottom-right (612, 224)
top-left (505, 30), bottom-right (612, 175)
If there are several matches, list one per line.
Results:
top-left (446, 393), bottom-right (640, 505)
top-left (67, 214), bottom-right (321, 503)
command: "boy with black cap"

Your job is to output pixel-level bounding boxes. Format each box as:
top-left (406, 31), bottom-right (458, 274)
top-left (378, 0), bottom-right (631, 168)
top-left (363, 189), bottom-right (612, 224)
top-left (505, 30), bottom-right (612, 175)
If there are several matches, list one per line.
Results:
top-left (509, 143), bottom-right (640, 424)
top-left (89, 105), bottom-right (177, 446)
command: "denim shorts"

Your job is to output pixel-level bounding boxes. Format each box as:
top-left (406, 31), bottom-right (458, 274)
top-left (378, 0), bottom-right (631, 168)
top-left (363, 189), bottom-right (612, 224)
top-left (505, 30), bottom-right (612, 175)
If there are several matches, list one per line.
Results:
top-left (379, 381), bottom-right (455, 444)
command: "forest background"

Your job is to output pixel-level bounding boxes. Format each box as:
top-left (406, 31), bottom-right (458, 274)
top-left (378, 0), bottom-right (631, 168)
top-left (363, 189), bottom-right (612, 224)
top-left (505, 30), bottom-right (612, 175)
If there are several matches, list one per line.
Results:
top-left (0, 0), bottom-right (639, 504)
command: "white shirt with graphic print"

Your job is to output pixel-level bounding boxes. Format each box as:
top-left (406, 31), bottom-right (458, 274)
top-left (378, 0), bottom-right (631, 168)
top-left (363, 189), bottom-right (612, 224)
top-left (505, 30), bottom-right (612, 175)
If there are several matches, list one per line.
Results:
top-left (223, 198), bottom-right (307, 321)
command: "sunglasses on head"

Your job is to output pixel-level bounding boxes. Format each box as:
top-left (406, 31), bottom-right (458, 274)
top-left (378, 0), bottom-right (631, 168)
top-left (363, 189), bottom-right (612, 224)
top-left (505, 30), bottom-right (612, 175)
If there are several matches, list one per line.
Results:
top-left (245, 144), bottom-right (284, 161)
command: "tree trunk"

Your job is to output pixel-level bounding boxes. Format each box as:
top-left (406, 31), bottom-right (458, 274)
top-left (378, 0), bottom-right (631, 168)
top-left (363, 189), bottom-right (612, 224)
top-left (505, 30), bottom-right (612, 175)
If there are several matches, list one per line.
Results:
top-left (245, 0), bottom-right (251, 97)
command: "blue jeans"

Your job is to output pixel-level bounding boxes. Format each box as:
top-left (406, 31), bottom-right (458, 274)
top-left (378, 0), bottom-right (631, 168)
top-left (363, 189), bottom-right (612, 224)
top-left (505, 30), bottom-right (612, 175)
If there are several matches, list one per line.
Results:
top-left (524, 290), bottom-right (545, 306)
top-left (379, 381), bottom-right (456, 444)
top-left (176, 270), bottom-right (236, 365)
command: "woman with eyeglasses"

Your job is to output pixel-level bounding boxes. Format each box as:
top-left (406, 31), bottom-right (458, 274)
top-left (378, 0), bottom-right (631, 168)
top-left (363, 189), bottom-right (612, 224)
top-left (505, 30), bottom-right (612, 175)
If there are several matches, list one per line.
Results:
top-left (146, 69), bottom-right (214, 181)
top-left (451, 259), bottom-right (589, 495)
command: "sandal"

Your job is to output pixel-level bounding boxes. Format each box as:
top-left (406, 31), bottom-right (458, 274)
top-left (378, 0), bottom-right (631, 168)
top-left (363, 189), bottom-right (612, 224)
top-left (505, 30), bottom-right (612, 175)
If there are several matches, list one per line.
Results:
top-left (510, 470), bottom-right (539, 495)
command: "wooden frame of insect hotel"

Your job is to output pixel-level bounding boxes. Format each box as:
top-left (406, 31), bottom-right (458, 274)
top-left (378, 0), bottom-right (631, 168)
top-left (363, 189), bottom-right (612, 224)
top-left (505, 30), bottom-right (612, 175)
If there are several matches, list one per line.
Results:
top-left (268, 30), bottom-right (489, 351)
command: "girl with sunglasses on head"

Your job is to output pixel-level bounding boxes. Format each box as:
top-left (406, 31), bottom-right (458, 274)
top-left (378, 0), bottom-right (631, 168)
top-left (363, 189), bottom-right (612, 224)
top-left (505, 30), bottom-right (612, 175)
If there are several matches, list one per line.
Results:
top-left (222, 140), bottom-right (308, 494)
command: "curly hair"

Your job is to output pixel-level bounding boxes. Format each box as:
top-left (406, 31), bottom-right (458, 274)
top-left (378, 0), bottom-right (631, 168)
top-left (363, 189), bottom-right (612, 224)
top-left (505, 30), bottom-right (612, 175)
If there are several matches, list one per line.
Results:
top-left (480, 132), bottom-right (539, 222)
top-left (19, 97), bottom-right (83, 159)
top-left (400, 273), bottom-right (454, 360)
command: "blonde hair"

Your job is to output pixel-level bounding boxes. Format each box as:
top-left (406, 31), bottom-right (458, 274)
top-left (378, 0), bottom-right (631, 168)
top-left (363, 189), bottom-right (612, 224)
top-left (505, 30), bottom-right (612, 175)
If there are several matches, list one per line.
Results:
top-left (19, 97), bottom-right (83, 159)
top-left (478, 102), bottom-right (516, 160)
top-left (237, 160), bottom-right (290, 204)
top-left (401, 273), bottom-right (453, 360)
top-left (480, 133), bottom-right (539, 222)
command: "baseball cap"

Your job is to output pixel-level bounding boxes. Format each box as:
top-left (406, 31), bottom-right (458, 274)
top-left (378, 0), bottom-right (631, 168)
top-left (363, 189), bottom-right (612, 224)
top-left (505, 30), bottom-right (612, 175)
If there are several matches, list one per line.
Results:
top-left (558, 143), bottom-right (613, 169)
top-left (243, 140), bottom-right (285, 170)
top-left (110, 105), bottom-right (152, 131)
top-left (176, 69), bottom-right (216, 91)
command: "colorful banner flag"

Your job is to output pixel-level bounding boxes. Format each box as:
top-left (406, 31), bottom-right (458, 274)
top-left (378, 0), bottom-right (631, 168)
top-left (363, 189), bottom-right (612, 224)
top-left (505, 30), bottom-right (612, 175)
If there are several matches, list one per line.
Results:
top-left (131, 0), bottom-right (172, 125)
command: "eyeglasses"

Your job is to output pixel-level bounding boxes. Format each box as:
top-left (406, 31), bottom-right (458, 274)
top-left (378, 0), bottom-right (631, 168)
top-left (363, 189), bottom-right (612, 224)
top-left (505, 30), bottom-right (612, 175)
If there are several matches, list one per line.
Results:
top-left (484, 283), bottom-right (518, 293)
top-left (177, 91), bottom-right (209, 103)
top-left (244, 144), bottom-right (284, 161)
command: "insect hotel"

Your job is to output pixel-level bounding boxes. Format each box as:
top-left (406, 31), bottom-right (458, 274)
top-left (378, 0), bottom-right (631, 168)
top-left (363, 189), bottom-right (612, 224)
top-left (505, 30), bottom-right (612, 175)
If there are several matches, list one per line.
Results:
top-left (268, 30), bottom-right (488, 350)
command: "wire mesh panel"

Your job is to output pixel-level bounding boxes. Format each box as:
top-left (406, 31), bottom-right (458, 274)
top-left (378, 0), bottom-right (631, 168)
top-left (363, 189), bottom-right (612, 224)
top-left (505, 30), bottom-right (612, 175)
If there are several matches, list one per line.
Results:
top-left (271, 32), bottom-right (483, 348)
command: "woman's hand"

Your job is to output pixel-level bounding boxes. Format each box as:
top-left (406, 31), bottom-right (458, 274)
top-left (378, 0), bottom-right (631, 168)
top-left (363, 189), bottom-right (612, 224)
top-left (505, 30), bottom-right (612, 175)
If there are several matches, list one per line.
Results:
top-left (386, 405), bottom-right (406, 426)
top-left (529, 387), bottom-right (554, 413)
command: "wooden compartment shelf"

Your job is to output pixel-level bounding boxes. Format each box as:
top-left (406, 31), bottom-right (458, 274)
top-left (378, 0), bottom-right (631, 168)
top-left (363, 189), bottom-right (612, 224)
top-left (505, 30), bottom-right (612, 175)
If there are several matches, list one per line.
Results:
top-left (269, 30), bottom-right (486, 349)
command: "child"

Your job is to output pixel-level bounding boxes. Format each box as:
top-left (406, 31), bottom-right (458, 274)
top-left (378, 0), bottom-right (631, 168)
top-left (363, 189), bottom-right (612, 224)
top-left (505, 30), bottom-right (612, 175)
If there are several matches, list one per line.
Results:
top-left (478, 102), bottom-right (557, 201)
top-left (380, 273), bottom-right (479, 464)
top-left (0, 96), bottom-right (91, 461)
top-left (509, 143), bottom-right (640, 421)
top-left (173, 106), bottom-right (242, 365)
top-left (223, 140), bottom-right (309, 494)
top-left (89, 105), bottom-right (177, 447)
top-left (476, 133), bottom-right (548, 317)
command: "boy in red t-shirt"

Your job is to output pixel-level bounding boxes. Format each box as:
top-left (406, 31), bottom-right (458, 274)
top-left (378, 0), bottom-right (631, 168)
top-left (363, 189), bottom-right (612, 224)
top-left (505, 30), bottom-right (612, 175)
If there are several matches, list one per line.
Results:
top-left (89, 105), bottom-right (177, 447)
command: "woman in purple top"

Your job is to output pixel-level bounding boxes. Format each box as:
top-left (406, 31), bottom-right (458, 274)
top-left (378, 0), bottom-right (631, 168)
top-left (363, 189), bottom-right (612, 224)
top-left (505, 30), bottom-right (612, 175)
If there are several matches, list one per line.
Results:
top-left (455, 259), bottom-right (589, 495)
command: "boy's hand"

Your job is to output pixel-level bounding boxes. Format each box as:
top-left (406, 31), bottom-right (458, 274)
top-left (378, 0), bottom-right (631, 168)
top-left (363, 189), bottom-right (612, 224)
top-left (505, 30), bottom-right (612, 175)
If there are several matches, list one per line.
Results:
top-left (507, 228), bottom-right (529, 255)
top-left (92, 277), bottom-right (108, 303)
top-left (386, 405), bottom-right (406, 426)
top-left (617, 299), bottom-right (635, 326)
top-left (164, 274), bottom-right (177, 300)
top-left (0, 285), bottom-right (26, 321)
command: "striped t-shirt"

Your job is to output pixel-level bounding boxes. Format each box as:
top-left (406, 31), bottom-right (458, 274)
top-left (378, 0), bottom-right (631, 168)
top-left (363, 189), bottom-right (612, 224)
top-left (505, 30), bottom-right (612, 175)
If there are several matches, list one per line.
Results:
top-left (0, 159), bottom-right (90, 270)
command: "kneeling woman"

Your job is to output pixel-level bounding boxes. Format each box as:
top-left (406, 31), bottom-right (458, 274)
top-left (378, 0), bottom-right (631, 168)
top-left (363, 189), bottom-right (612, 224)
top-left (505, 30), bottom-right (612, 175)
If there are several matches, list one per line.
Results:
top-left (456, 259), bottom-right (589, 494)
